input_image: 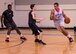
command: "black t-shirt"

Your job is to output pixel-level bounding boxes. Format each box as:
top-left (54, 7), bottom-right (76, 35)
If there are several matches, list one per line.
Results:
top-left (28, 10), bottom-right (36, 24)
top-left (2, 9), bottom-right (13, 23)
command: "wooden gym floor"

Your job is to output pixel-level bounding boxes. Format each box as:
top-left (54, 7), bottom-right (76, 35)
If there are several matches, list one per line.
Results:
top-left (0, 29), bottom-right (76, 54)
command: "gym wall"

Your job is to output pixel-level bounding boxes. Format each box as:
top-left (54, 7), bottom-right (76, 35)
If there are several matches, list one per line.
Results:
top-left (0, 0), bottom-right (76, 28)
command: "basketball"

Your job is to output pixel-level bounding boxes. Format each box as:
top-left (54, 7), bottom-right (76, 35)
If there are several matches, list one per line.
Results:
top-left (64, 17), bottom-right (70, 24)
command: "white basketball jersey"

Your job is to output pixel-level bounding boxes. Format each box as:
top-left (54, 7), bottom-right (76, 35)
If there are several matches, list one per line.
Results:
top-left (54, 8), bottom-right (64, 21)
top-left (54, 8), bottom-right (64, 27)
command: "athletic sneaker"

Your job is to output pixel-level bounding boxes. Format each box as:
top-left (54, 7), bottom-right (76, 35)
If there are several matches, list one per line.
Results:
top-left (20, 36), bottom-right (27, 40)
top-left (35, 39), bottom-right (46, 45)
top-left (68, 37), bottom-right (74, 43)
top-left (39, 40), bottom-right (46, 45)
top-left (5, 37), bottom-right (9, 42)
top-left (35, 39), bottom-right (40, 42)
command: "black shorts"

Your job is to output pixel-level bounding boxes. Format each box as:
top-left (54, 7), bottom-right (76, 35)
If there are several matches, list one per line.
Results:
top-left (29, 23), bottom-right (42, 36)
top-left (4, 22), bottom-right (17, 30)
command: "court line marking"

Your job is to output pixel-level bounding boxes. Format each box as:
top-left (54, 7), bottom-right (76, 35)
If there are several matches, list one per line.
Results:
top-left (0, 40), bottom-right (25, 49)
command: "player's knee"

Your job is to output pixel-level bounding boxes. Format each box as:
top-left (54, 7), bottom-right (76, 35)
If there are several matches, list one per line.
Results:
top-left (8, 27), bottom-right (12, 30)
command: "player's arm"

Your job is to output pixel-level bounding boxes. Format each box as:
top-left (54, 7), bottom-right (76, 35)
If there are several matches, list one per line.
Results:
top-left (31, 11), bottom-right (37, 20)
top-left (31, 11), bottom-right (40, 20)
top-left (12, 11), bottom-right (14, 17)
top-left (1, 15), bottom-right (4, 28)
top-left (11, 11), bottom-right (15, 22)
top-left (50, 9), bottom-right (56, 20)
top-left (62, 10), bottom-right (68, 18)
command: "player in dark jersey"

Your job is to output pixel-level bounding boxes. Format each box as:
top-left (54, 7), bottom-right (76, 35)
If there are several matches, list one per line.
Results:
top-left (1, 4), bottom-right (26, 42)
top-left (28, 4), bottom-right (46, 45)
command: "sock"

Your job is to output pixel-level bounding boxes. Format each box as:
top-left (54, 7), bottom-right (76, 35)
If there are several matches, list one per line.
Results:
top-left (20, 34), bottom-right (24, 37)
top-left (67, 34), bottom-right (74, 40)
top-left (67, 34), bottom-right (71, 38)
top-left (6, 35), bottom-right (10, 38)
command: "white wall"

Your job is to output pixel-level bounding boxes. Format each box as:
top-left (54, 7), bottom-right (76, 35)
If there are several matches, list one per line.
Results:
top-left (0, 0), bottom-right (76, 28)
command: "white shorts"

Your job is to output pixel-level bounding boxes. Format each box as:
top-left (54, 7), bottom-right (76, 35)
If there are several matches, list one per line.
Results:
top-left (54, 20), bottom-right (64, 27)
top-left (54, 20), bottom-right (64, 31)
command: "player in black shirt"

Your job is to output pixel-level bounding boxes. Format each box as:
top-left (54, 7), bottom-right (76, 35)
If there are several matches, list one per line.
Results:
top-left (1, 4), bottom-right (26, 42)
top-left (28, 4), bottom-right (46, 45)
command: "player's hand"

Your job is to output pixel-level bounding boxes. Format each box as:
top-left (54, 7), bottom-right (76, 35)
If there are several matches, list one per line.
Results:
top-left (53, 16), bottom-right (57, 21)
top-left (36, 18), bottom-right (44, 23)
top-left (36, 19), bottom-right (41, 23)
top-left (50, 17), bottom-right (53, 20)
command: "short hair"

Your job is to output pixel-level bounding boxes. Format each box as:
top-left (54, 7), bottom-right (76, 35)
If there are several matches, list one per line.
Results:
top-left (8, 4), bottom-right (12, 7)
top-left (30, 4), bottom-right (35, 9)
top-left (54, 2), bottom-right (59, 6)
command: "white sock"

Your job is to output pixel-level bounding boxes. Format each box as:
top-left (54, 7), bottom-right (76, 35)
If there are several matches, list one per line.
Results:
top-left (67, 34), bottom-right (71, 38)
top-left (67, 34), bottom-right (74, 40)
top-left (6, 35), bottom-right (10, 38)
top-left (20, 34), bottom-right (23, 37)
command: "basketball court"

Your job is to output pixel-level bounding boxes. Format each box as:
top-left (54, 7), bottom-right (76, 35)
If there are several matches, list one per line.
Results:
top-left (0, 29), bottom-right (76, 54)
top-left (0, 0), bottom-right (76, 54)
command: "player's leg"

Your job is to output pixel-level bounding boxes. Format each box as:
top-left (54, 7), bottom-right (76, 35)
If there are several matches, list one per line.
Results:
top-left (29, 23), bottom-right (40, 40)
top-left (56, 25), bottom-right (74, 42)
top-left (11, 22), bottom-right (27, 40)
top-left (55, 21), bottom-right (74, 43)
top-left (15, 27), bottom-right (27, 40)
top-left (33, 24), bottom-right (43, 40)
top-left (5, 27), bottom-right (12, 42)
top-left (4, 22), bottom-right (12, 42)
top-left (60, 26), bottom-right (74, 42)
top-left (33, 24), bottom-right (46, 45)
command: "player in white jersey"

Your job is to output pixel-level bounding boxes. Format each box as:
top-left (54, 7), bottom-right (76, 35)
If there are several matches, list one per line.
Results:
top-left (50, 2), bottom-right (74, 43)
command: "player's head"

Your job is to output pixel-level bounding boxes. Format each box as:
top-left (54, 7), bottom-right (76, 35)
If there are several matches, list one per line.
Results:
top-left (8, 4), bottom-right (12, 10)
top-left (30, 4), bottom-right (36, 10)
top-left (54, 2), bottom-right (59, 9)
